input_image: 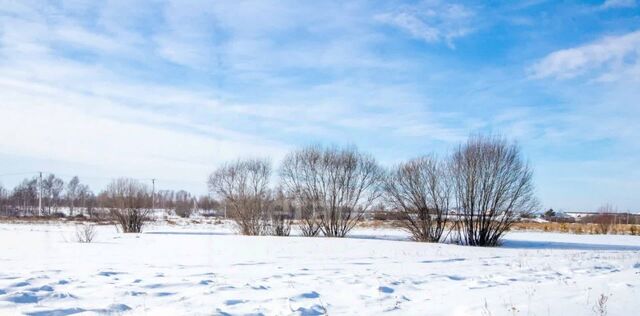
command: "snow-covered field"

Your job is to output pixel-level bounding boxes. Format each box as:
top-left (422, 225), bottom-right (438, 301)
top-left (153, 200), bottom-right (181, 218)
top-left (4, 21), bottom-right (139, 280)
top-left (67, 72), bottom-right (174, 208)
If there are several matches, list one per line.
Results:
top-left (0, 222), bottom-right (639, 316)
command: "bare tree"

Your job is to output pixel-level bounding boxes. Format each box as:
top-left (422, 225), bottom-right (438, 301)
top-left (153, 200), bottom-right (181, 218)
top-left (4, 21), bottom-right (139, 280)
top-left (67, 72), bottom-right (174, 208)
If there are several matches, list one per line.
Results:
top-left (42, 174), bottom-right (64, 215)
top-left (384, 156), bottom-right (451, 242)
top-left (104, 178), bottom-right (152, 233)
top-left (451, 135), bottom-right (537, 246)
top-left (197, 195), bottom-right (220, 214)
top-left (208, 158), bottom-right (272, 235)
top-left (280, 146), bottom-right (323, 236)
top-left (66, 176), bottom-right (80, 216)
top-left (0, 183), bottom-right (7, 216)
top-left (11, 177), bottom-right (39, 215)
top-left (76, 183), bottom-right (92, 217)
top-left (280, 145), bottom-right (383, 237)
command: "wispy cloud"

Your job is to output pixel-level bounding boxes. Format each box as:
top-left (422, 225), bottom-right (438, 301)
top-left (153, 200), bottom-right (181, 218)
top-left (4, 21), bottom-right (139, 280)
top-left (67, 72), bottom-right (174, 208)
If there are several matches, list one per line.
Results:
top-left (601, 0), bottom-right (637, 9)
top-left (376, 1), bottom-right (476, 48)
top-left (529, 30), bottom-right (640, 81)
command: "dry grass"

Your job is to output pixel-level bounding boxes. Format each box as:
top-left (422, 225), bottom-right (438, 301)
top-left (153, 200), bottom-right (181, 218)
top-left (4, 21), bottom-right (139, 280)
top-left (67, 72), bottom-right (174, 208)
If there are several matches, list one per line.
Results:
top-left (0, 215), bottom-right (113, 225)
top-left (357, 220), bottom-right (401, 229)
top-left (512, 222), bottom-right (640, 235)
top-left (361, 220), bottom-right (640, 236)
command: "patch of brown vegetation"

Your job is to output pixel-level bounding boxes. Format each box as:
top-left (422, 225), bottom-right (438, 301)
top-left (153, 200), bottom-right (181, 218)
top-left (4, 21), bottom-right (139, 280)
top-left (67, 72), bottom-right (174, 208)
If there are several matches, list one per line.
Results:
top-left (512, 222), bottom-right (640, 235)
top-left (0, 215), bottom-right (113, 226)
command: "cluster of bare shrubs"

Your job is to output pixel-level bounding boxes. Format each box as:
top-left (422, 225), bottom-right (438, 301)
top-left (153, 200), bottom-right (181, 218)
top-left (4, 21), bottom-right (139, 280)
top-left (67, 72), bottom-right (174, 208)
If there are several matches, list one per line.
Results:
top-left (209, 135), bottom-right (537, 246)
top-left (208, 146), bottom-right (383, 237)
top-left (280, 145), bottom-right (383, 237)
top-left (450, 136), bottom-right (537, 246)
top-left (382, 135), bottom-right (537, 246)
top-left (208, 159), bottom-right (295, 236)
top-left (384, 156), bottom-right (451, 242)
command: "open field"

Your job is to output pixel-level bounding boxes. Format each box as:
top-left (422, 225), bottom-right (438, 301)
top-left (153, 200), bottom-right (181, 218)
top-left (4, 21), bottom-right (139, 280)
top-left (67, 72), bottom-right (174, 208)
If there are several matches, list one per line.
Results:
top-left (0, 222), bottom-right (639, 315)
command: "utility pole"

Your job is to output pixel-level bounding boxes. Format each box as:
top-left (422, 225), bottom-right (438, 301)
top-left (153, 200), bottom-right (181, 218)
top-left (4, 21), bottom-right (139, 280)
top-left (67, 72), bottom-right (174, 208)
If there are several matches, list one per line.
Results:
top-left (38, 171), bottom-right (42, 216)
top-left (151, 178), bottom-right (156, 210)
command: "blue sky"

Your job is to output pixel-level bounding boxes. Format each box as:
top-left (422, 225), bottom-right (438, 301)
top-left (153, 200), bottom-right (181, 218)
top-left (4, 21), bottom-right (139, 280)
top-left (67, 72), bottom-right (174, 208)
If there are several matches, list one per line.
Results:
top-left (0, 0), bottom-right (639, 211)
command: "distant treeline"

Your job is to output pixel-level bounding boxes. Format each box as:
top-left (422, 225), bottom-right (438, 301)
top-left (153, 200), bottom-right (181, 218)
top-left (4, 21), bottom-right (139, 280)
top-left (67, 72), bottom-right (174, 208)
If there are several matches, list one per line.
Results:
top-left (0, 175), bottom-right (219, 218)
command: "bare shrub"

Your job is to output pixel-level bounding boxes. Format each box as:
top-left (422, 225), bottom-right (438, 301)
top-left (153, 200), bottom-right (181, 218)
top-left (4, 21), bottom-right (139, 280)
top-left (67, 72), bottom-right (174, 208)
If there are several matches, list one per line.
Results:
top-left (384, 156), bottom-right (451, 242)
top-left (174, 190), bottom-right (195, 218)
top-left (75, 223), bottom-right (96, 243)
top-left (451, 135), bottom-right (537, 246)
top-left (267, 190), bottom-right (294, 236)
top-left (591, 214), bottom-right (615, 234)
top-left (208, 158), bottom-right (272, 235)
top-left (280, 145), bottom-right (383, 237)
top-left (104, 178), bottom-right (152, 233)
top-left (279, 146), bottom-right (324, 237)
top-left (585, 204), bottom-right (618, 234)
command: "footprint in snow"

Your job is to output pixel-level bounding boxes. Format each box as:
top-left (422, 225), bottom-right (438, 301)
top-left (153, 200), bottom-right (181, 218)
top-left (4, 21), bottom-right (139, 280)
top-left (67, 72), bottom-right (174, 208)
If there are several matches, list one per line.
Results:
top-left (4, 292), bottom-right (40, 304)
top-left (224, 299), bottom-right (247, 306)
top-left (294, 304), bottom-right (326, 316)
top-left (446, 275), bottom-right (465, 281)
top-left (24, 307), bottom-right (84, 316)
top-left (292, 291), bottom-right (320, 301)
top-left (11, 281), bottom-right (30, 287)
top-left (378, 286), bottom-right (394, 294)
top-left (97, 271), bottom-right (124, 277)
top-left (301, 291), bottom-right (320, 299)
top-left (28, 285), bottom-right (54, 292)
top-left (49, 292), bottom-right (77, 300)
top-left (421, 258), bottom-right (466, 264)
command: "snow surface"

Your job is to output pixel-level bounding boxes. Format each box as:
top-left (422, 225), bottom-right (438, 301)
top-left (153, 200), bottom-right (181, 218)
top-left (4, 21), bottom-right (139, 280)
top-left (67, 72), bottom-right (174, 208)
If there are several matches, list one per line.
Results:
top-left (0, 222), bottom-right (639, 315)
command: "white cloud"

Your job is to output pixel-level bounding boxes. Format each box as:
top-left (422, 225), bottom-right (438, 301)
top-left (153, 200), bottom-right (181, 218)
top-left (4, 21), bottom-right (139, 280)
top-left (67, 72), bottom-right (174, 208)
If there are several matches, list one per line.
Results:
top-left (529, 30), bottom-right (640, 80)
top-left (0, 76), bottom-right (289, 187)
top-left (601, 0), bottom-right (637, 9)
top-left (0, 0), bottom-right (463, 190)
top-left (376, 2), bottom-right (475, 48)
